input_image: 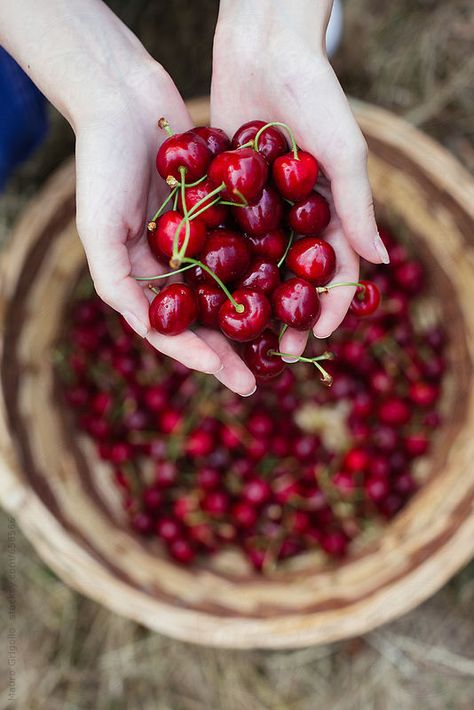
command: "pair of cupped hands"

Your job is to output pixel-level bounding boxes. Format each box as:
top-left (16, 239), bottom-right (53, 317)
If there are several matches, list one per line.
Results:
top-left (75, 14), bottom-right (389, 397)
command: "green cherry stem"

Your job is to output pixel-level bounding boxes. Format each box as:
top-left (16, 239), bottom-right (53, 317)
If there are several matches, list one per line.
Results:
top-left (158, 117), bottom-right (173, 137)
top-left (254, 121), bottom-right (299, 160)
top-left (171, 167), bottom-right (190, 265)
top-left (134, 263), bottom-right (195, 282)
top-left (317, 281), bottom-right (363, 294)
top-left (148, 284), bottom-right (160, 296)
top-left (279, 324), bottom-right (288, 340)
top-left (181, 257), bottom-right (245, 313)
top-left (277, 230), bottom-right (294, 268)
top-left (150, 186), bottom-right (178, 223)
top-left (187, 182), bottom-right (226, 218)
top-left (268, 350), bottom-right (334, 385)
top-left (184, 175), bottom-right (207, 188)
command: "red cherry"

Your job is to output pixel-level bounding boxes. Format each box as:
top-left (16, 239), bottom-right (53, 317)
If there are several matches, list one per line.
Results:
top-left (242, 330), bottom-right (286, 381)
top-left (343, 447), bottom-right (369, 472)
top-left (364, 476), bottom-right (390, 503)
top-left (231, 120), bottom-right (288, 163)
top-left (349, 280), bottom-right (381, 317)
top-left (241, 479), bottom-right (271, 506)
top-left (247, 410), bottom-right (274, 437)
top-left (378, 397), bottom-right (411, 426)
top-left (272, 278), bottom-right (321, 330)
top-left (178, 178), bottom-right (228, 228)
top-left (149, 283), bottom-right (197, 335)
top-left (185, 428), bottom-right (215, 458)
top-left (143, 385), bottom-right (168, 413)
top-left (232, 185), bottom-right (283, 236)
top-left (394, 260), bottom-right (424, 294)
top-left (288, 192), bottom-right (330, 235)
top-left (200, 229), bottom-right (251, 284)
top-left (237, 259), bottom-right (281, 294)
top-left (404, 432), bottom-right (430, 458)
top-left (331, 471), bottom-right (356, 497)
top-left (150, 210), bottom-right (206, 259)
top-left (130, 512), bottom-right (154, 535)
top-left (208, 147), bottom-right (268, 203)
top-left (168, 538), bottom-right (195, 564)
top-left (156, 131), bottom-right (211, 182)
top-left (142, 487), bottom-right (164, 511)
top-left (272, 151), bottom-right (318, 201)
top-left (201, 490), bottom-right (230, 516)
top-left (197, 467), bottom-right (220, 490)
top-left (155, 460), bottom-right (178, 486)
top-left (218, 288), bottom-right (271, 342)
top-left (232, 501), bottom-right (258, 528)
top-left (156, 517), bottom-right (181, 541)
top-left (409, 381), bottom-right (439, 407)
top-left (246, 229), bottom-right (288, 263)
top-left (286, 237), bottom-right (336, 285)
top-left (320, 530), bottom-right (348, 557)
top-left (191, 126), bottom-right (230, 156)
top-left (195, 283), bottom-right (226, 328)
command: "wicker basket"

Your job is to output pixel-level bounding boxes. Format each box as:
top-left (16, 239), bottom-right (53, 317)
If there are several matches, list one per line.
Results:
top-left (1, 99), bottom-right (473, 649)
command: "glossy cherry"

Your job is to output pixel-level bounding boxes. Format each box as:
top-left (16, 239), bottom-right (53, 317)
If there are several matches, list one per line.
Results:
top-left (288, 192), bottom-right (330, 235)
top-left (286, 237), bottom-right (336, 285)
top-left (241, 330), bottom-right (286, 380)
top-left (349, 280), bottom-right (381, 317)
top-left (246, 229), bottom-right (288, 263)
top-left (218, 288), bottom-right (271, 342)
top-left (178, 178), bottom-right (228, 228)
top-left (195, 283), bottom-right (227, 328)
top-left (208, 147), bottom-right (268, 203)
top-left (156, 131), bottom-right (211, 182)
top-left (200, 228), bottom-right (251, 284)
top-left (272, 278), bottom-right (321, 330)
top-left (231, 120), bottom-right (288, 163)
top-left (272, 151), bottom-right (318, 201)
top-left (150, 210), bottom-right (207, 259)
top-left (232, 185), bottom-right (283, 236)
top-left (237, 259), bottom-right (281, 294)
top-left (149, 283), bottom-right (197, 335)
top-left (191, 126), bottom-right (231, 156)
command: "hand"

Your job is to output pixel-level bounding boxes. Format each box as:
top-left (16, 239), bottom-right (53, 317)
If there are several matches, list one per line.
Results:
top-left (211, 0), bottom-right (389, 358)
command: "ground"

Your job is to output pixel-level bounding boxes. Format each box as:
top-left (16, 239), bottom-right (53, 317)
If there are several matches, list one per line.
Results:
top-left (0, 1), bottom-right (473, 708)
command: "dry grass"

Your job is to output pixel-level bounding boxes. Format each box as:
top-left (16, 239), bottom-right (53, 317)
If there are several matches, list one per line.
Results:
top-left (1, 1), bottom-right (473, 708)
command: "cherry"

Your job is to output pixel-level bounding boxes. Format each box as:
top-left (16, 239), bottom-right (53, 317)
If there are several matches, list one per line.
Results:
top-left (149, 283), bottom-right (197, 335)
top-left (237, 259), bottom-right (280, 294)
top-left (272, 278), bottom-right (321, 330)
top-left (371, 425), bottom-right (399, 453)
top-left (408, 381), bottom-right (439, 408)
top-left (394, 260), bottom-right (424, 294)
top-left (168, 538), bottom-right (195, 564)
top-left (320, 530), bottom-right (348, 557)
top-left (197, 467), bottom-right (221, 490)
top-left (393, 472), bottom-right (417, 496)
top-left (242, 330), bottom-right (286, 380)
top-left (200, 229), bottom-right (251, 284)
top-left (150, 210), bottom-right (207, 259)
top-left (143, 385), bottom-right (168, 413)
top-left (351, 391), bottom-right (374, 418)
top-left (242, 479), bottom-right (271, 506)
top-left (272, 151), bottom-right (318, 201)
top-left (178, 178), bottom-right (228, 228)
top-left (349, 281), bottom-right (381, 317)
top-left (247, 410), bottom-right (274, 438)
top-left (343, 447), bottom-right (369, 473)
top-left (246, 229), bottom-right (288, 263)
top-left (292, 434), bottom-right (319, 462)
top-left (378, 397), bottom-right (411, 426)
top-left (218, 288), bottom-right (271, 342)
top-left (232, 501), bottom-right (258, 528)
top-left (159, 407), bottom-right (183, 434)
top-left (364, 476), bottom-right (390, 503)
top-left (404, 432), bottom-right (429, 458)
top-left (109, 442), bottom-right (132, 465)
top-left (195, 283), bottom-right (227, 328)
top-left (142, 487), bottom-right (164, 511)
top-left (232, 185), bottom-right (283, 236)
top-left (331, 471), bottom-right (355, 497)
top-left (231, 120), bottom-right (288, 163)
top-left (130, 512), bottom-right (154, 535)
top-left (201, 490), bottom-right (230, 516)
top-left (208, 147), bottom-right (268, 203)
top-left (156, 131), bottom-right (211, 182)
top-left (156, 516), bottom-right (181, 541)
top-left (191, 126), bottom-right (231, 156)
top-left (185, 428), bottom-right (215, 458)
top-left (288, 192), bottom-right (330, 235)
top-left (286, 237), bottom-right (336, 285)
top-left (155, 460), bottom-right (178, 487)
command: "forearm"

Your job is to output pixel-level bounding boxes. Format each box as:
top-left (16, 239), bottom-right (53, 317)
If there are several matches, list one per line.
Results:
top-left (0, 0), bottom-right (154, 128)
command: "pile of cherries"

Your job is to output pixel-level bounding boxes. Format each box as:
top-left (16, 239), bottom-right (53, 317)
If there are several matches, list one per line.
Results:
top-left (142, 118), bottom-right (379, 376)
top-left (59, 224), bottom-right (446, 570)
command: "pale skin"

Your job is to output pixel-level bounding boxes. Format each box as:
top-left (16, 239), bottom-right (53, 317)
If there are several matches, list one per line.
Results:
top-left (0, 0), bottom-right (389, 395)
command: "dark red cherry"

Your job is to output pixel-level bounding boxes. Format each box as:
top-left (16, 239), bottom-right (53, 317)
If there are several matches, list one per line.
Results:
top-left (246, 229), bottom-right (288, 263)
top-left (242, 330), bottom-right (286, 380)
top-left (288, 192), bottom-right (330, 235)
top-left (237, 259), bottom-right (280, 294)
top-left (232, 185), bottom-right (283, 236)
top-left (218, 288), bottom-right (271, 341)
top-left (191, 126), bottom-right (231, 156)
top-left (195, 283), bottom-right (226, 328)
top-left (200, 229), bottom-right (251, 283)
top-left (349, 280), bottom-right (381, 317)
top-left (408, 381), bottom-right (439, 408)
top-left (231, 120), bottom-right (288, 163)
top-left (156, 131), bottom-right (211, 182)
top-left (394, 260), bottom-right (424, 294)
top-left (178, 178), bottom-right (228, 228)
top-left (272, 278), bottom-right (321, 330)
top-left (149, 283), bottom-right (197, 335)
top-left (378, 397), bottom-right (411, 426)
top-left (272, 151), bottom-right (318, 201)
top-left (208, 147), bottom-right (268, 203)
top-left (286, 237), bottom-right (336, 285)
top-left (150, 210), bottom-right (207, 259)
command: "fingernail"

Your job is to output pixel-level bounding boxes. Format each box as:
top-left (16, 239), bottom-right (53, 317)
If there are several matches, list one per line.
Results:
top-left (122, 311), bottom-right (149, 338)
top-left (374, 233), bottom-right (390, 264)
top-left (282, 356), bottom-right (298, 364)
top-left (242, 385), bottom-right (257, 398)
top-left (314, 331), bottom-right (332, 340)
top-left (208, 363), bottom-right (224, 375)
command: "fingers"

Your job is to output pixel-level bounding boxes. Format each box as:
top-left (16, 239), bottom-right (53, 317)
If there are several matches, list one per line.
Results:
top-left (147, 328), bottom-right (222, 374)
top-left (279, 328), bottom-right (308, 362)
top-left (198, 328), bottom-right (256, 396)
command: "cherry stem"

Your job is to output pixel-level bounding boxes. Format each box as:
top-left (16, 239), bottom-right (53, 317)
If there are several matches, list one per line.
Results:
top-left (187, 182), bottom-right (226, 218)
top-left (277, 230), bottom-right (294, 268)
top-left (268, 350), bottom-right (334, 385)
top-left (134, 263), bottom-right (195, 281)
top-left (181, 257), bottom-right (245, 313)
top-left (150, 186), bottom-right (178, 222)
top-left (171, 167), bottom-right (190, 265)
top-left (184, 175), bottom-right (207, 188)
top-left (254, 121), bottom-right (299, 160)
top-left (158, 117), bottom-right (173, 137)
top-left (219, 199), bottom-right (247, 208)
top-left (279, 324), bottom-right (288, 340)
top-left (317, 281), bottom-right (363, 294)
top-left (148, 284), bottom-right (160, 296)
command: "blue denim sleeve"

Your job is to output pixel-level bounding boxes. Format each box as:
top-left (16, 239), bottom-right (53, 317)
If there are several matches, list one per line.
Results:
top-left (0, 47), bottom-right (48, 190)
